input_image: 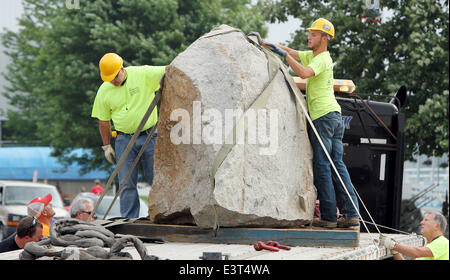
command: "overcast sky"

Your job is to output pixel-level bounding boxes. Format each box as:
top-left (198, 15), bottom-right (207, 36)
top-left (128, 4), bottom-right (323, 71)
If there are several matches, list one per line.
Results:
top-left (0, 0), bottom-right (23, 31)
top-left (0, 1), bottom-right (299, 40)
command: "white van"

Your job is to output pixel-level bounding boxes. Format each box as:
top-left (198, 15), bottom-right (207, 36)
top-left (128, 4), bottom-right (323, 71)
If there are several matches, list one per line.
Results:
top-left (0, 180), bottom-right (68, 240)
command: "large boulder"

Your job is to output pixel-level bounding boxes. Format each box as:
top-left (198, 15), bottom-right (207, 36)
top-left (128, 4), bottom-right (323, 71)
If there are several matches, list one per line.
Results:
top-left (148, 25), bottom-right (316, 228)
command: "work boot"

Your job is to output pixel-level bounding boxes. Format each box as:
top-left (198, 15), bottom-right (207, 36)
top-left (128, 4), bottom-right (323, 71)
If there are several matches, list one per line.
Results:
top-left (337, 217), bottom-right (360, 229)
top-left (312, 218), bottom-right (337, 229)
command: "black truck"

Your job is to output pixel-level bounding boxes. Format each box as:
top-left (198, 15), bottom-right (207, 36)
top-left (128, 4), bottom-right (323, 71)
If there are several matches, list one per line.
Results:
top-left (337, 85), bottom-right (407, 233)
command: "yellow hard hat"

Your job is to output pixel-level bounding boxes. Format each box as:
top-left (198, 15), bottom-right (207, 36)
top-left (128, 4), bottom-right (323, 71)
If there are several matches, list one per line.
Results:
top-left (99, 53), bottom-right (123, 82)
top-left (307, 18), bottom-right (335, 39)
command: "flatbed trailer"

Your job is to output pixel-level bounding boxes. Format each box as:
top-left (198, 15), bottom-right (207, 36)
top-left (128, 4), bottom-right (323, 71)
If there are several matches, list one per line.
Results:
top-left (0, 224), bottom-right (424, 260)
top-left (128, 233), bottom-right (423, 260)
top-left (104, 219), bottom-right (426, 260)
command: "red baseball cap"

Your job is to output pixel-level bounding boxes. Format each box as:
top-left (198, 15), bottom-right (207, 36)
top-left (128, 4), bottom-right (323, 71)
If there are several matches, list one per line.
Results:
top-left (28, 193), bottom-right (52, 206)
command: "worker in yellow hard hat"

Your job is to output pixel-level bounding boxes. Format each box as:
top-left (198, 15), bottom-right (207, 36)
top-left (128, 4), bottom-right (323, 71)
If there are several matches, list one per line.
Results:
top-left (98, 53), bottom-right (124, 85)
top-left (306, 17), bottom-right (335, 39)
top-left (91, 52), bottom-right (168, 218)
top-left (261, 18), bottom-right (360, 230)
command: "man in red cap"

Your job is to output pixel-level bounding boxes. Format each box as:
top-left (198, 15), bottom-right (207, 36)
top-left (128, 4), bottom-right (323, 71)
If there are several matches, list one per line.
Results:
top-left (27, 193), bottom-right (55, 237)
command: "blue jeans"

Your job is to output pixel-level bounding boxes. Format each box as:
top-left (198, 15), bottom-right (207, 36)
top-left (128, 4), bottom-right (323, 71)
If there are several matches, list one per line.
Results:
top-left (115, 130), bottom-right (157, 218)
top-left (308, 112), bottom-right (359, 222)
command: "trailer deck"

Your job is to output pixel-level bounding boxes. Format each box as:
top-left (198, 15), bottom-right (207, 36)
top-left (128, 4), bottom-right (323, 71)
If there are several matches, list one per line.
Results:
top-left (0, 232), bottom-right (424, 260)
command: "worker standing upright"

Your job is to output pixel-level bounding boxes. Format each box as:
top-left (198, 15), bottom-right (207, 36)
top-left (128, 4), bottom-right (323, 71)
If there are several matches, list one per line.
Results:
top-left (91, 53), bottom-right (167, 218)
top-left (262, 18), bottom-right (360, 229)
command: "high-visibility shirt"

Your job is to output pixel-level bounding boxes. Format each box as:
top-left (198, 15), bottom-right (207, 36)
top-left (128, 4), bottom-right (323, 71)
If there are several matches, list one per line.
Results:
top-left (416, 235), bottom-right (449, 260)
top-left (91, 66), bottom-right (166, 134)
top-left (42, 222), bottom-right (50, 237)
top-left (298, 50), bottom-right (341, 121)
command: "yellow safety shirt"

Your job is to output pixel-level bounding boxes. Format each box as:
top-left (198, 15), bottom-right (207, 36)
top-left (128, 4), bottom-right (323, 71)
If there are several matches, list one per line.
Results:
top-left (42, 222), bottom-right (50, 237)
top-left (91, 66), bottom-right (166, 134)
top-left (416, 235), bottom-right (449, 260)
top-left (298, 50), bottom-right (341, 121)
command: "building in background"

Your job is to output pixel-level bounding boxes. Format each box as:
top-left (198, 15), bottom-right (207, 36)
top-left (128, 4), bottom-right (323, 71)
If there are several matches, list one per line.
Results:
top-left (402, 153), bottom-right (449, 215)
top-left (0, 0), bottom-right (23, 147)
top-left (0, 147), bottom-right (109, 201)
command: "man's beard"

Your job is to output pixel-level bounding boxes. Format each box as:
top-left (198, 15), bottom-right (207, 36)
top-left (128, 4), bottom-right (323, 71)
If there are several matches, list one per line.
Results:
top-left (308, 44), bottom-right (318, 51)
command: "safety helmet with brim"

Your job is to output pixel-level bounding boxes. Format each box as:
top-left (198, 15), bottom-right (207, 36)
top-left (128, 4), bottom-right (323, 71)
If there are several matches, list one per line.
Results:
top-left (307, 18), bottom-right (335, 39)
top-left (99, 53), bottom-right (123, 82)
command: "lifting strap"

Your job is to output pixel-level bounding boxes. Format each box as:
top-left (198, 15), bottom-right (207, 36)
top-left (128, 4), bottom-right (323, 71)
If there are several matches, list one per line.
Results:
top-left (89, 83), bottom-right (163, 221)
top-left (243, 31), bottom-right (383, 246)
top-left (93, 29), bottom-right (387, 246)
top-left (206, 31), bottom-right (280, 233)
top-left (102, 122), bottom-right (158, 219)
top-left (205, 31), bottom-right (375, 238)
top-left (278, 65), bottom-right (382, 245)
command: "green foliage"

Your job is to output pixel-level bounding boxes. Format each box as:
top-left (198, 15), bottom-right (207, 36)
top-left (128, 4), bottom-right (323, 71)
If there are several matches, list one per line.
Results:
top-left (261, 0), bottom-right (449, 159)
top-left (1, 0), bottom-right (267, 172)
top-left (407, 91), bottom-right (449, 156)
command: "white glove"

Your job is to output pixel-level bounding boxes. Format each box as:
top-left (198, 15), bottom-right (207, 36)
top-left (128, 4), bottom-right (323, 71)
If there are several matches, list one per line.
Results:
top-left (380, 234), bottom-right (398, 254)
top-left (102, 144), bottom-right (116, 164)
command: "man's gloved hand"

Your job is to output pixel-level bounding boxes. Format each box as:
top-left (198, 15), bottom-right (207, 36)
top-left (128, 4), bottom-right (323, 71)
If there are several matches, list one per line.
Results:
top-left (262, 42), bottom-right (287, 58)
top-left (379, 234), bottom-right (398, 255)
top-left (102, 144), bottom-right (116, 164)
top-left (247, 32), bottom-right (263, 45)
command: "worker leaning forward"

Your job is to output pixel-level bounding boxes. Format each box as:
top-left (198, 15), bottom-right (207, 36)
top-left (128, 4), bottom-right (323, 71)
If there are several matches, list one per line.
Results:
top-left (262, 18), bottom-right (360, 229)
top-left (91, 53), bottom-right (167, 218)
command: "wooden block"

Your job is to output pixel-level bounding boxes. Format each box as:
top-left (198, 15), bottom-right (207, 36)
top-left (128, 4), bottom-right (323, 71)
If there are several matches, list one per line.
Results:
top-left (108, 221), bottom-right (359, 247)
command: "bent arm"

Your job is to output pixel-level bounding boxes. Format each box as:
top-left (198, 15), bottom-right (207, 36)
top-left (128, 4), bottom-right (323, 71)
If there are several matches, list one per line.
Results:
top-left (286, 54), bottom-right (315, 79)
top-left (263, 42), bottom-right (300, 61)
top-left (271, 43), bottom-right (300, 61)
top-left (394, 243), bottom-right (434, 259)
top-left (262, 42), bottom-right (315, 79)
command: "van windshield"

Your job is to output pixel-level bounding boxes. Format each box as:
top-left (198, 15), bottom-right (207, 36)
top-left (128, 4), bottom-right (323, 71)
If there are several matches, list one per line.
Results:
top-left (4, 186), bottom-right (63, 208)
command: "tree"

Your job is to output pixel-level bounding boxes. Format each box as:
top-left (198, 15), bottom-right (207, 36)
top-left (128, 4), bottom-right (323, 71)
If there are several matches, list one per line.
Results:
top-left (1, 0), bottom-right (267, 172)
top-left (261, 0), bottom-right (449, 159)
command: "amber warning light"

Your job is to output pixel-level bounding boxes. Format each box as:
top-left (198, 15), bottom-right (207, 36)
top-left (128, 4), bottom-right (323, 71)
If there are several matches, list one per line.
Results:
top-left (293, 77), bottom-right (356, 93)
